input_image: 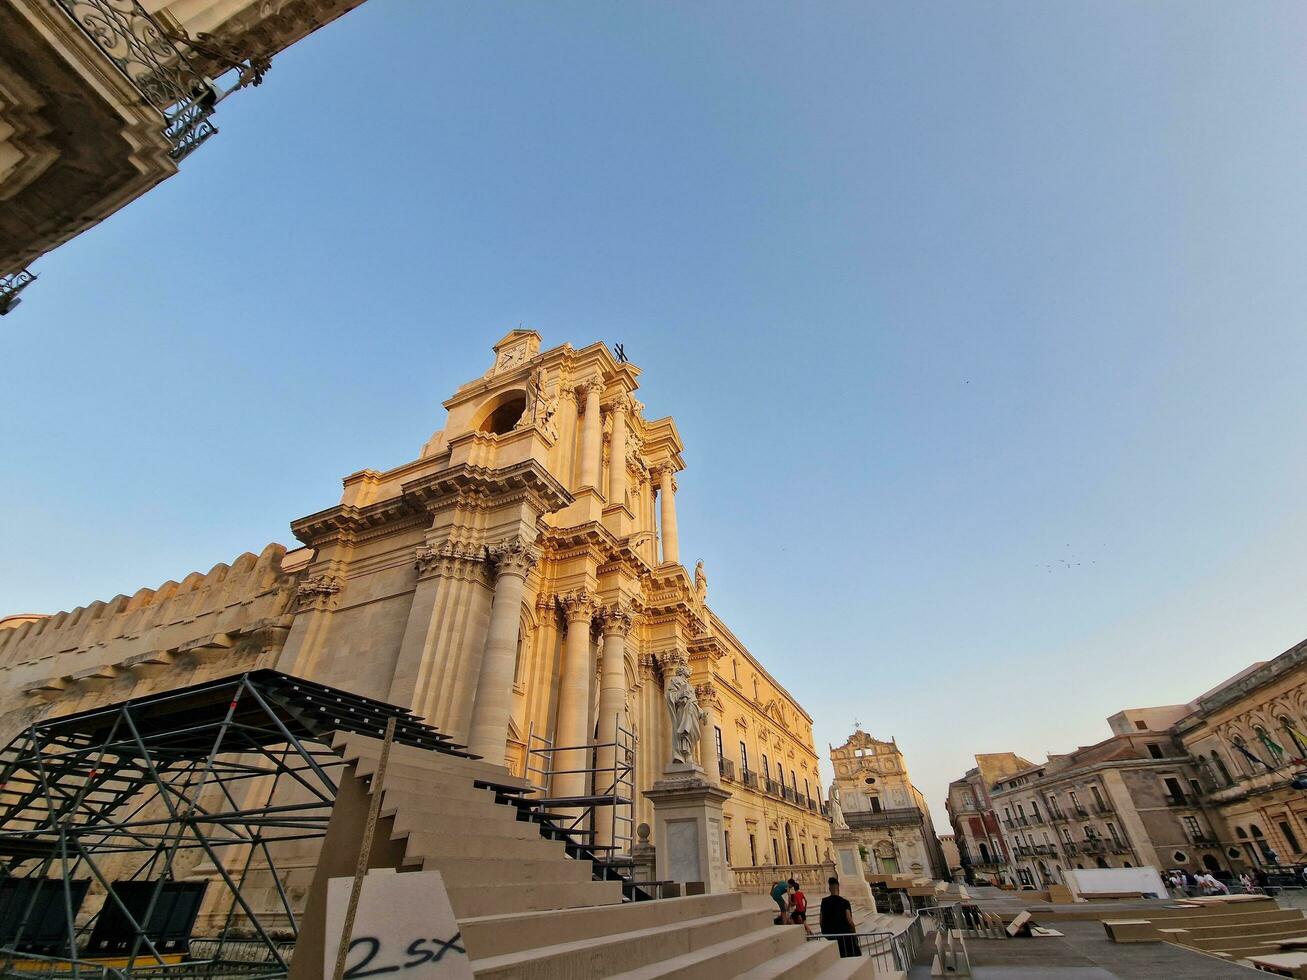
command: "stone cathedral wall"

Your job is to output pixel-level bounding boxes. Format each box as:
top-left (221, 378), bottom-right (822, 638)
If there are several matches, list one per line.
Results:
top-left (0, 543), bottom-right (310, 742)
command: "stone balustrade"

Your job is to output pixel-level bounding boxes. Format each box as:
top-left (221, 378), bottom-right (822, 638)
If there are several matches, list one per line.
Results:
top-left (731, 863), bottom-right (837, 895)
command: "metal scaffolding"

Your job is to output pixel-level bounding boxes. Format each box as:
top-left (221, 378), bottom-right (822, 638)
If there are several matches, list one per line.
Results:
top-left (0, 670), bottom-right (469, 978)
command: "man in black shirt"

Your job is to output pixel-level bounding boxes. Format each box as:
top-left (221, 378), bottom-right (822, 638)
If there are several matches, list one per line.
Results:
top-left (819, 876), bottom-right (859, 957)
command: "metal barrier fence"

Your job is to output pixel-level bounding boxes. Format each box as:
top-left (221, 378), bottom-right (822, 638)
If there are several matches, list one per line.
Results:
top-left (804, 909), bottom-right (925, 972)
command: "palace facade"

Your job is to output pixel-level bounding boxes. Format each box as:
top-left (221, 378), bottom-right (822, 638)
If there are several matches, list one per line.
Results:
top-left (830, 730), bottom-right (947, 879)
top-left (0, 332), bottom-right (831, 890)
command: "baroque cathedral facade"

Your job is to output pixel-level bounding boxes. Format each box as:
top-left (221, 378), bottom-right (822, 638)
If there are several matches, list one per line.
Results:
top-left (0, 332), bottom-right (831, 885)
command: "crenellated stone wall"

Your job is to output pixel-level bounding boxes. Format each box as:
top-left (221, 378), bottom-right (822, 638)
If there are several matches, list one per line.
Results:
top-left (0, 543), bottom-right (310, 742)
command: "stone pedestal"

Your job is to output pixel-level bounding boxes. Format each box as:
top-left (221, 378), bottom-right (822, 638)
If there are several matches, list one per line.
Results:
top-left (832, 828), bottom-right (878, 914)
top-left (645, 764), bottom-right (732, 894)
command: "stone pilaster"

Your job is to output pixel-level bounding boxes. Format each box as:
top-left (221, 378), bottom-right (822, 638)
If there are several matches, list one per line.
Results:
top-left (387, 541), bottom-right (492, 740)
top-left (465, 537), bottom-right (538, 763)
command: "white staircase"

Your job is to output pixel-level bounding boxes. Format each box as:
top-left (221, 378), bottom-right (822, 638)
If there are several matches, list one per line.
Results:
top-left (329, 732), bottom-right (886, 978)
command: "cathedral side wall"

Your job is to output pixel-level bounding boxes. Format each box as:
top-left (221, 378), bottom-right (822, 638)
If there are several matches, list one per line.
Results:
top-left (0, 543), bottom-right (306, 742)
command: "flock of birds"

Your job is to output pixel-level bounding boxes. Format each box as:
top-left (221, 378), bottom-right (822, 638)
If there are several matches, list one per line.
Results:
top-left (1041, 545), bottom-right (1098, 573)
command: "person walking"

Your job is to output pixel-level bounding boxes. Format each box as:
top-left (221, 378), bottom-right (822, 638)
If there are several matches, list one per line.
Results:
top-left (1181, 869), bottom-right (1199, 897)
top-left (770, 878), bottom-right (791, 924)
top-left (820, 876), bottom-right (858, 958)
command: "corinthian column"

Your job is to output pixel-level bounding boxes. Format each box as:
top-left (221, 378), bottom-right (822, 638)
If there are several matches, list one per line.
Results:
top-left (658, 465), bottom-right (679, 565)
top-left (595, 601), bottom-right (634, 848)
top-left (697, 681), bottom-right (723, 788)
top-left (607, 396), bottom-right (629, 507)
top-left (466, 538), bottom-right (538, 762)
top-left (578, 381), bottom-right (604, 493)
top-left (552, 590), bottom-right (598, 800)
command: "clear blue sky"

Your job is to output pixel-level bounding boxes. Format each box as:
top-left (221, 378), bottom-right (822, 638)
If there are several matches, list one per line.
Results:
top-left (4, 2), bottom-right (1307, 827)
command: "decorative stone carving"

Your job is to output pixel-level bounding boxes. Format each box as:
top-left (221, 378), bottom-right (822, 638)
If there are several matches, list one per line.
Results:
top-left (694, 560), bottom-right (708, 605)
top-left (295, 574), bottom-right (341, 611)
top-left (488, 537), bottom-right (538, 579)
top-left (556, 589), bottom-right (599, 624)
top-left (600, 600), bottom-right (635, 637)
top-left (666, 663), bottom-right (706, 766)
top-left (517, 369), bottom-right (558, 439)
top-left (695, 681), bottom-right (723, 713)
top-left (638, 652), bottom-right (662, 681)
top-left (414, 541), bottom-right (485, 579)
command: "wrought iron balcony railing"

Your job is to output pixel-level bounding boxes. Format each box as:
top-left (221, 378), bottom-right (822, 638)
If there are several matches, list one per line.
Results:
top-left (718, 757), bottom-right (735, 782)
top-left (52, 0), bottom-right (220, 160)
top-left (845, 807), bottom-right (925, 831)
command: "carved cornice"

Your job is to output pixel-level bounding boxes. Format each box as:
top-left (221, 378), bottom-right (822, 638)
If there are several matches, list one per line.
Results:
top-left (556, 589), bottom-right (599, 623)
top-left (295, 574), bottom-right (341, 611)
top-left (489, 537), bottom-right (539, 579)
top-left (403, 460), bottom-right (572, 517)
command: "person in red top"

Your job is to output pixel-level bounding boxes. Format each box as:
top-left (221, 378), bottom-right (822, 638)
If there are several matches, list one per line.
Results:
top-left (789, 879), bottom-right (810, 933)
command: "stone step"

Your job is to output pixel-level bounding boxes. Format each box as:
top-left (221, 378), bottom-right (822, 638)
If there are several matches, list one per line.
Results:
top-left (735, 935), bottom-right (841, 978)
top-left (461, 893), bottom-right (746, 959)
top-left (397, 828), bottom-right (568, 862)
top-left (380, 789), bottom-right (518, 823)
top-left (365, 768), bottom-right (512, 801)
top-left (471, 907), bottom-right (770, 979)
top-left (606, 923), bottom-right (806, 979)
top-left (377, 778), bottom-right (507, 810)
top-left (813, 955), bottom-right (885, 979)
top-left (334, 733), bottom-right (526, 788)
top-left (351, 753), bottom-right (529, 794)
top-left (416, 856), bottom-right (593, 889)
top-left (390, 807), bottom-right (540, 840)
top-left (446, 879), bottom-right (623, 919)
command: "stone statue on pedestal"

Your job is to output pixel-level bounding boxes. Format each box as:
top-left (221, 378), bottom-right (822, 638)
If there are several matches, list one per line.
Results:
top-left (665, 664), bottom-right (706, 766)
top-left (829, 779), bottom-right (848, 830)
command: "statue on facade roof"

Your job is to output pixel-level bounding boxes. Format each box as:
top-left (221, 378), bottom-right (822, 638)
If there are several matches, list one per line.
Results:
top-left (665, 663), bottom-right (706, 766)
top-left (694, 560), bottom-right (707, 605)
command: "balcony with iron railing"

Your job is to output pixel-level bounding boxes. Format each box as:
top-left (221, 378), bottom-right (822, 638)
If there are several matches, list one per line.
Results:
top-left (1082, 838), bottom-right (1106, 853)
top-left (1164, 794), bottom-right (1190, 808)
top-left (846, 807), bottom-right (926, 831)
top-left (742, 769), bottom-right (759, 790)
top-left (1048, 810), bottom-right (1068, 823)
top-left (1073, 805), bottom-right (1089, 818)
top-left (718, 757), bottom-right (736, 782)
top-left (1062, 842), bottom-right (1079, 855)
top-left (1093, 801), bottom-right (1114, 815)
top-left (765, 777), bottom-right (782, 797)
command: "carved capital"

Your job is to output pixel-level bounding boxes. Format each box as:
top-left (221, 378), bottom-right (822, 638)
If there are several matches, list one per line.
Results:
top-left (695, 681), bottom-right (723, 713)
top-left (415, 541), bottom-right (486, 579)
top-left (609, 393), bottom-right (631, 417)
top-left (556, 589), bottom-right (599, 624)
top-left (599, 600), bottom-right (636, 637)
top-left (578, 378), bottom-right (604, 403)
top-left (488, 537), bottom-right (539, 579)
top-left (638, 652), bottom-right (662, 680)
top-left (296, 574), bottom-right (341, 611)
